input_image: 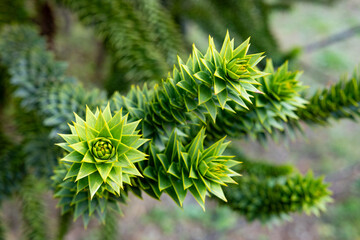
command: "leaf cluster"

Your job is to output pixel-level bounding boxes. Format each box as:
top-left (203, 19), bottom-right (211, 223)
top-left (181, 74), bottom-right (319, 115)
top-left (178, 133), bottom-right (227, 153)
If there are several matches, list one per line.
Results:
top-left (207, 60), bottom-right (307, 142)
top-left (223, 161), bottom-right (332, 223)
top-left (298, 67), bottom-right (360, 124)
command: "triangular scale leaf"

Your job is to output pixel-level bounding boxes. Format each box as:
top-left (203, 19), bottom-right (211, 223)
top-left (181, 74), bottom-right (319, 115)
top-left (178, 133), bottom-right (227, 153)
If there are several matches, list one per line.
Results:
top-left (74, 123), bottom-right (87, 141)
top-left (88, 172), bottom-right (103, 199)
top-left (110, 121), bottom-right (124, 140)
top-left (59, 134), bottom-right (79, 145)
top-left (198, 84), bottom-right (212, 105)
top-left (86, 106), bottom-right (97, 128)
top-left (96, 163), bottom-right (113, 182)
top-left (108, 167), bottom-right (123, 188)
top-left (123, 120), bottom-right (141, 135)
top-left (170, 177), bottom-right (187, 206)
top-left (193, 179), bottom-right (207, 203)
top-left (102, 103), bottom-right (112, 122)
top-left (167, 163), bottom-right (181, 179)
top-left (182, 170), bottom-right (193, 189)
top-left (189, 186), bottom-right (205, 211)
top-left (210, 182), bottom-right (227, 202)
top-left (214, 77), bottom-right (226, 94)
top-left (62, 151), bottom-right (83, 163)
top-left (81, 150), bottom-right (96, 163)
top-left (64, 163), bottom-right (81, 180)
top-left (94, 111), bottom-right (106, 131)
top-left (204, 100), bottom-right (217, 122)
top-left (158, 171), bottom-right (172, 191)
top-left (69, 141), bottom-right (88, 155)
top-left (76, 178), bottom-right (88, 193)
top-left (76, 163), bottom-right (97, 181)
top-left (97, 124), bottom-right (112, 138)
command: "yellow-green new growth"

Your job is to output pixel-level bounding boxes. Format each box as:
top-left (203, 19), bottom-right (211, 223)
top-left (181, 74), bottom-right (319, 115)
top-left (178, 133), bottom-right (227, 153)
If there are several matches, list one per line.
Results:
top-left (57, 103), bottom-right (148, 199)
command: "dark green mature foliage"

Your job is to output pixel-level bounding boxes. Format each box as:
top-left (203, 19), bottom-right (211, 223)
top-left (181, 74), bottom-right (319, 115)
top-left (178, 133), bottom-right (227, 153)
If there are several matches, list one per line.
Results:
top-left (298, 67), bottom-right (360, 124)
top-left (240, 159), bottom-right (294, 177)
top-left (224, 169), bottom-right (332, 223)
top-left (9, 50), bottom-right (69, 110)
top-left (59, 0), bottom-right (184, 94)
top-left (208, 0), bottom-right (279, 57)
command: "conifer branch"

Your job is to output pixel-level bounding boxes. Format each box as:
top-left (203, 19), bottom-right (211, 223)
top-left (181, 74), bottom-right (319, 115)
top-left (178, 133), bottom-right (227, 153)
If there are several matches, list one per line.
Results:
top-left (222, 160), bottom-right (332, 223)
top-left (0, 25), bottom-right (336, 228)
top-left (298, 67), bottom-right (360, 124)
top-left (206, 60), bottom-right (307, 142)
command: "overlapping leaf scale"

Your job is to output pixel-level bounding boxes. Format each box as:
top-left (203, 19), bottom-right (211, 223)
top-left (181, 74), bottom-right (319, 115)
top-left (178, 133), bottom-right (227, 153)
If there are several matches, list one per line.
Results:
top-left (207, 60), bottom-right (307, 142)
top-left (297, 66), bottom-right (360, 124)
top-left (52, 166), bottom-right (126, 228)
top-left (57, 104), bottom-right (148, 201)
top-left (138, 128), bottom-right (240, 209)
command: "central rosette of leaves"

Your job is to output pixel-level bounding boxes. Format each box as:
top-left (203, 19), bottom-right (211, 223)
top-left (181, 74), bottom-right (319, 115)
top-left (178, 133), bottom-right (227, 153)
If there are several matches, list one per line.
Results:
top-left (91, 138), bottom-right (115, 161)
top-left (57, 103), bottom-right (148, 199)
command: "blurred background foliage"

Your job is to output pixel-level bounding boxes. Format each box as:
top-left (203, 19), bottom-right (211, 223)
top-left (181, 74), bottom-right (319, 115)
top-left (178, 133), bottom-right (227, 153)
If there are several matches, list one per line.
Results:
top-left (1, 0), bottom-right (360, 239)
